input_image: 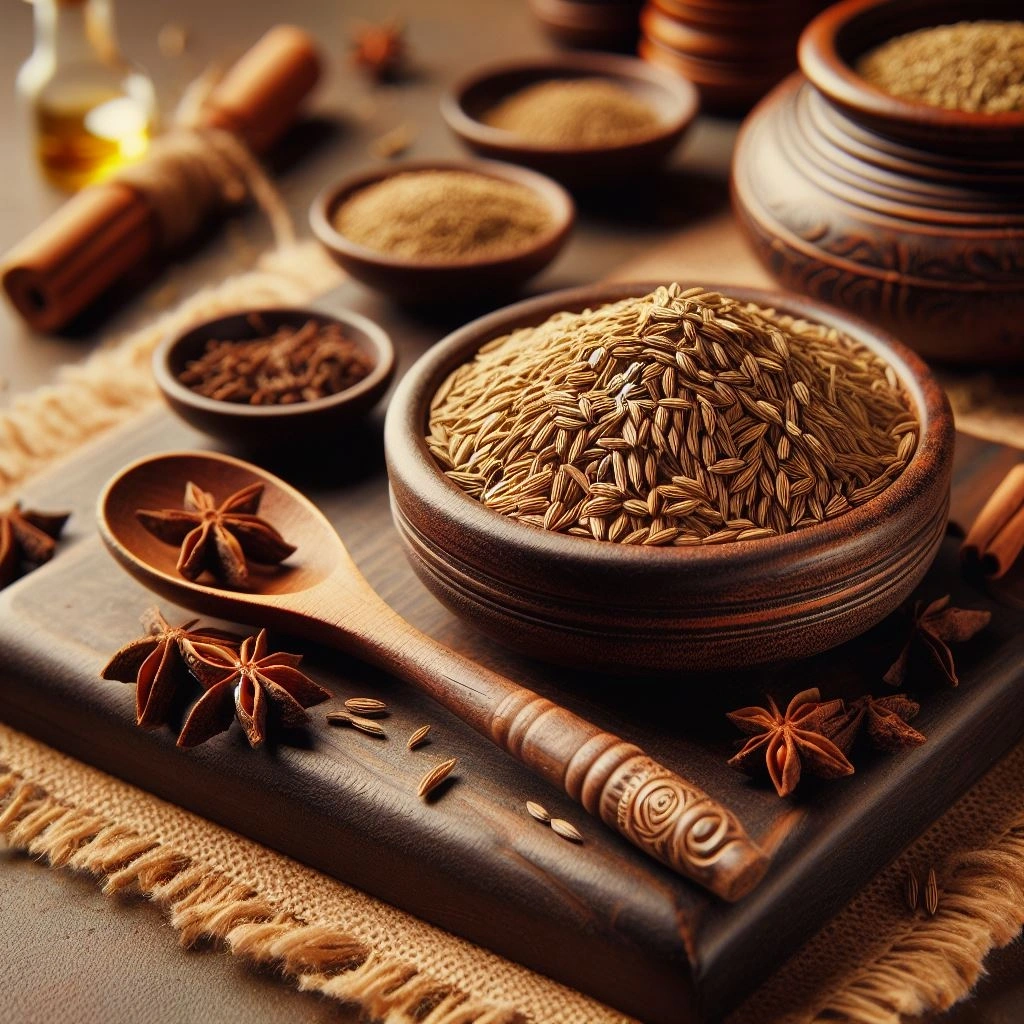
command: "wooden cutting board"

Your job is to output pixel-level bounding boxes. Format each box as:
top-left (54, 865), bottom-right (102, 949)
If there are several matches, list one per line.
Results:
top-left (2, 284), bottom-right (1022, 1024)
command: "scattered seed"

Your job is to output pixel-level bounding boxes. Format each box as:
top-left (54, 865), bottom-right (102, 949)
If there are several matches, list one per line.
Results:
top-left (407, 724), bottom-right (431, 750)
top-left (550, 818), bottom-right (583, 843)
top-left (326, 711), bottom-right (386, 737)
top-left (905, 869), bottom-right (919, 912)
top-left (344, 697), bottom-right (388, 717)
top-left (417, 757), bottom-right (458, 799)
top-left (526, 801), bottom-right (551, 823)
top-left (924, 868), bottom-right (939, 916)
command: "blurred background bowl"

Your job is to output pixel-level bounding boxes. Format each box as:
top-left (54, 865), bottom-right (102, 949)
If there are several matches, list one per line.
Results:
top-left (154, 306), bottom-right (395, 451)
top-left (310, 158), bottom-right (574, 304)
top-left (441, 53), bottom-right (698, 187)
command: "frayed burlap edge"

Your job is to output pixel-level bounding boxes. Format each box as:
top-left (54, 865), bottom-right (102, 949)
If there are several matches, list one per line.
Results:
top-left (811, 826), bottom-right (1024, 1023)
top-left (0, 767), bottom-right (517, 1024)
top-left (0, 241), bottom-right (340, 499)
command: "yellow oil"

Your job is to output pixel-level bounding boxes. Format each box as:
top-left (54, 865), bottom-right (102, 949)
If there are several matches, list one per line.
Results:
top-left (34, 90), bottom-right (152, 190)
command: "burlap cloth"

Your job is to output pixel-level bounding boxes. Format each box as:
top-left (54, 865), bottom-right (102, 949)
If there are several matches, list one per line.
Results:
top-left (2, 239), bottom-right (1023, 1024)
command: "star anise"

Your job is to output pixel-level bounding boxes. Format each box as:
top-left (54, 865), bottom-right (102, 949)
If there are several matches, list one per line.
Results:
top-left (102, 607), bottom-right (240, 729)
top-left (351, 19), bottom-right (405, 80)
top-left (826, 694), bottom-right (926, 755)
top-left (727, 688), bottom-right (854, 798)
top-left (0, 502), bottom-right (69, 588)
top-left (177, 629), bottom-right (331, 748)
top-left (883, 595), bottom-right (992, 688)
top-left (136, 482), bottom-right (296, 587)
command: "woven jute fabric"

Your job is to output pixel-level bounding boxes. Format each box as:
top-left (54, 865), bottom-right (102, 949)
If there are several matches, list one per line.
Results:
top-left (2, 245), bottom-right (1024, 1024)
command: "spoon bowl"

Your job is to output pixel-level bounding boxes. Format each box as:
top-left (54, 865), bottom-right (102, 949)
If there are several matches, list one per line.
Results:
top-left (97, 448), bottom-right (769, 902)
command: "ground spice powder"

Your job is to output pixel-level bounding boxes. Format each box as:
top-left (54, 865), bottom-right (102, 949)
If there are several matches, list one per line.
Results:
top-left (484, 78), bottom-right (661, 147)
top-left (857, 21), bottom-right (1024, 114)
top-left (333, 170), bottom-right (552, 261)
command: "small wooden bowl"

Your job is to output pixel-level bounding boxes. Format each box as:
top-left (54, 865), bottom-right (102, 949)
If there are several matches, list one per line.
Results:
top-left (733, 0), bottom-right (1024, 362)
top-left (153, 307), bottom-right (395, 451)
top-left (441, 54), bottom-right (698, 187)
top-left (527, 0), bottom-right (644, 52)
top-left (385, 281), bottom-right (954, 674)
top-left (309, 159), bottom-right (574, 305)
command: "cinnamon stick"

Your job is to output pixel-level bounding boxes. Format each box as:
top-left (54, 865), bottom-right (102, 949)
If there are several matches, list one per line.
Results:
top-left (962, 462), bottom-right (1024, 579)
top-left (1, 25), bottom-right (321, 333)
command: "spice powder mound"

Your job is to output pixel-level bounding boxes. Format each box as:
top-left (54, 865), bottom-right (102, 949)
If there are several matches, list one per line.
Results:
top-left (857, 21), bottom-right (1024, 114)
top-left (332, 170), bottom-right (552, 262)
top-left (484, 78), bottom-right (662, 147)
top-left (426, 284), bottom-right (919, 546)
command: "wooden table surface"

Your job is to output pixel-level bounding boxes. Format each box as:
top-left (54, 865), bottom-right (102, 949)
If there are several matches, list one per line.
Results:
top-left (0, 1), bottom-right (1019, 1021)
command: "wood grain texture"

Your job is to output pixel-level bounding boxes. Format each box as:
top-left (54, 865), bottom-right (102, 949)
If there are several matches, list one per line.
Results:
top-left (1, 284), bottom-right (1022, 1024)
top-left (732, 0), bottom-right (1024, 363)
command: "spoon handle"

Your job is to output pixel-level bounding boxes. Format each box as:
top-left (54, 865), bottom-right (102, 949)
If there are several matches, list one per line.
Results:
top-left (320, 594), bottom-right (768, 901)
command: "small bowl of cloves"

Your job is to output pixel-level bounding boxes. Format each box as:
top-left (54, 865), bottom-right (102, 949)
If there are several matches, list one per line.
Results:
top-left (153, 306), bottom-right (396, 450)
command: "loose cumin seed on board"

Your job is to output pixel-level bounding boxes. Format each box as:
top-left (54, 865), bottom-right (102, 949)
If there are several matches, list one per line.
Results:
top-left (427, 284), bottom-right (919, 547)
top-left (344, 697), bottom-right (388, 717)
top-left (417, 757), bottom-right (458, 798)
top-left (407, 724), bottom-right (431, 750)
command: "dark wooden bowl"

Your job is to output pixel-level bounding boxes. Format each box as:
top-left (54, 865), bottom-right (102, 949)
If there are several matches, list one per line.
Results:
top-left (639, 0), bottom-right (829, 114)
top-left (732, 0), bottom-right (1024, 364)
top-left (309, 159), bottom-right (574, 304)
top-left (440, 54), bottom-right (698, 187)
top-left (527, 0), bottom-right (644, 52)
top-left (384, 281), bottom-right (954, 674)
top-left (153, 307), bottom-right (395, 451)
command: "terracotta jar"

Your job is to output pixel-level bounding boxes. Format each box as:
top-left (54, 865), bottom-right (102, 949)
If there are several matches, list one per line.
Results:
top-left (732, 0), bottom-right (1024, 363)
top-left (639, 0), bottom-right (829, 113)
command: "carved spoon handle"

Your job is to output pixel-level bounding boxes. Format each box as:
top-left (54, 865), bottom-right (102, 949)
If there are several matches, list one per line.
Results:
top-left (490, 690), bottom-right (769, 902)
top-left (327, 595), bottom-right (769, 902)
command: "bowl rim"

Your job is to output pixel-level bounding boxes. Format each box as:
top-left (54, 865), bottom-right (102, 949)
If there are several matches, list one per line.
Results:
top-left (440, 52), bottom-right (700, 157)
top-left (800, 0), bottom-right (1024, 133)
top-left (385, 280), bottom-right (953, 578)
top-left (309, 157), bottom-right (575, 273)
top-left (154, 305), bottom-right (396, 422)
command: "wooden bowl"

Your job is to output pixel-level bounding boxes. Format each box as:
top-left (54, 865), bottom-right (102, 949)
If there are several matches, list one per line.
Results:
top-left (384, 281), bottom-right (954, 674)
top-left (732, 0), bottom-right (1024, 363)
top-left (153, 307), bottom-right (395, 451)
top-left (309, 159), bottom-right (574, 304)
top-left (639, 0), bottom-right (829, 114)
top-left (527, 0), bottom-right (644, 52)
top-left (440, 54), bottom-right (698, 187)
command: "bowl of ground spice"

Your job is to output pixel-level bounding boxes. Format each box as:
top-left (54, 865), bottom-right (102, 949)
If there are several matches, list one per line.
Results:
top-left (385, 281), bottom-right (953, 674)
top-left (154, 307), bottom-right (395, 449)
top-left (310, 159), bottom-right (574, 304)
top-left (442, 53), bottom-right (698, 186)
top-left (732, 0), bottom-right (1024, 363)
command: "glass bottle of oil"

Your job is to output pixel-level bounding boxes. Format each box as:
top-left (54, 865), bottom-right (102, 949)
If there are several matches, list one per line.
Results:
top-left (17, 0), bottom-right (156, 191)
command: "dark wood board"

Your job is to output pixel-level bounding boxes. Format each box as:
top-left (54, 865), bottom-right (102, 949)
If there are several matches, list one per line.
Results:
top-left (1, 284), bottom-right (1022, 1024)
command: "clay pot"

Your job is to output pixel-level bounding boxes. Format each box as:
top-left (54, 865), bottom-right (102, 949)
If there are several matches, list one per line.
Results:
top-left (732, 0), bottom-right (1024, 363)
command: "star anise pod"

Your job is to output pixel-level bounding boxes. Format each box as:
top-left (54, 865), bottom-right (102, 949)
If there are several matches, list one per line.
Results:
top-left (883, 595), bottom-right (992, 688)
top-left (351, 18), bottom-right (405, 80)
top-left (0, 502), bottom-right (69, 588)
top-left (177, 629), bottom-right (331, 749)
top-left (826, 694), bottom-right (926, 755)
top-left (727, 688), bottom-right (854, 798)
top-left (102, 607), bottom-right (240, 729)
top-left (136, 482), bottom-right (296, 587)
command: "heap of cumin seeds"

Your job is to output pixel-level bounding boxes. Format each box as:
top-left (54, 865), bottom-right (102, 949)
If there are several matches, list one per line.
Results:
top-left (427, 285), bottom-right (918, 546)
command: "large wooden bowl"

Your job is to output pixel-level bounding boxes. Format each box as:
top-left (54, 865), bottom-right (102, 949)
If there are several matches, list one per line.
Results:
top-left (384, 282), bottom-right (954, 674)
top-left (732, 0), bottom-right (1024, 363)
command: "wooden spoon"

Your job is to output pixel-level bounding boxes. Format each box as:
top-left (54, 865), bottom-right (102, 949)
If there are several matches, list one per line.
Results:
top-left (98, 449), bottom-right (768, 901)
